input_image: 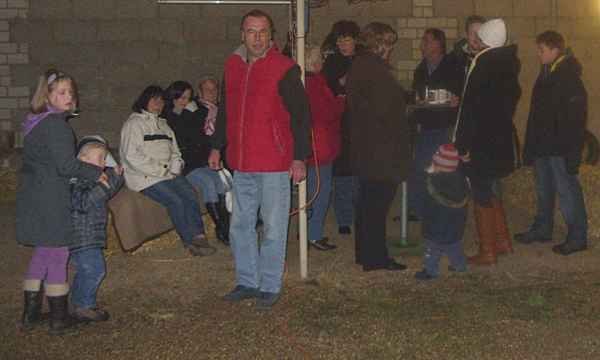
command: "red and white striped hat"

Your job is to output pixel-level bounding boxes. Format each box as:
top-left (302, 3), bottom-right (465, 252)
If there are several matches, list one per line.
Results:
top-left (432, 143), bottom-right (460, 172)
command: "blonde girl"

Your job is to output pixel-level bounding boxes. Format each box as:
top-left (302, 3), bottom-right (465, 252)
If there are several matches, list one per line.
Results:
top-left (16, 69), bottom-right (105, 335)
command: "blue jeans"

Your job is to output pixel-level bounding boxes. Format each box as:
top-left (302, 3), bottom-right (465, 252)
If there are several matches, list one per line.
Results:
top-left (142, 176), bottom-right (205, 245)
top-left (333, 175), bottom-right (357, 227)
top-left (186, 166), bottom-right (224, 203)
top-left (70, 247), bottom-right (105, 309)
top-left (532, 156), bottom-right (588, 246)
top-left (230, 171), bottom-right (290, 293)
top-left (423, 240), bottom-right (467, 277)
top-left (408, 128), bottom-right (450, 218)
top-left (307, 164), bottom-right (333, 242)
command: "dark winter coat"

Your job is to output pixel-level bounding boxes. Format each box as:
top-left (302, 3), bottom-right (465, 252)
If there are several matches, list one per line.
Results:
top-left (70, 169), bottom-right (124, 251)
top-left (323, 51), bottom-right (354, 176)
top-left (412, 53), bottom-right (464, 131)
top-left (16, 112), bottom-right (103, 247)
top-left (346, 51), bottom-right (410, 183)
top-left (454, 45), bottom-right (521, 179)
top-left (164, 107), bottom-right (211, 175)
top-left (522, 54), bottom-right (587, 174)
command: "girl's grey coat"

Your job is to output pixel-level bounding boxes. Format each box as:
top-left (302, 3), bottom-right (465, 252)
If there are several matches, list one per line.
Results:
top-left (16, 112), bottom-right (103, 247)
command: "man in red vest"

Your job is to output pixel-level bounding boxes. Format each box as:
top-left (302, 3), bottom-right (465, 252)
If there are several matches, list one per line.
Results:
top-left (209, 9), bottom-right (311, 310)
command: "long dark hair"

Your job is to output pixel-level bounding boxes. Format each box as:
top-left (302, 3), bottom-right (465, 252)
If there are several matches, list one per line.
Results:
top-left (321, 20), bottom-right (360, 55)
top-left (163, 81), bottom-right (193, 114)
top-left (132, 85), bottom-right (164, 113)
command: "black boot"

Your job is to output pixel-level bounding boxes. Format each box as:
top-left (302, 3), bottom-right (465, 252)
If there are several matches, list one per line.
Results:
top-left (47, 295), bottom-right (78, 336)
top-left (20, 290), bottom-right (43, 331)
top-left (206, 202), bottom-right (229, 245)
top-left (217, 194), bottom-right (231, 246)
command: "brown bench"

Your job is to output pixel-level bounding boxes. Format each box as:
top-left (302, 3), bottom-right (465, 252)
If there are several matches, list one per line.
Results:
top-left (108, 186), bottom-right (205, 251)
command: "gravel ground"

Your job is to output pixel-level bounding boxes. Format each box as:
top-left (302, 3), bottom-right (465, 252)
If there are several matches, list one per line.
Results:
top-left (2, 196), bottom-right (600, 360)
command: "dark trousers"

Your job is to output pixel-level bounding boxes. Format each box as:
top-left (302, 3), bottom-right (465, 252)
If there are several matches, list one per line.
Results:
top-left (532, 156), bottom-right (588, 245)
top-left (355, 178), bottom-right (397, 267)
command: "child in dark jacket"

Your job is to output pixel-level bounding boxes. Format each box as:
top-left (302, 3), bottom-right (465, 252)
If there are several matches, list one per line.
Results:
top-left (415, 144), bottom-right (468, 280)
top-left (69, 136), bottom-right (123, 322)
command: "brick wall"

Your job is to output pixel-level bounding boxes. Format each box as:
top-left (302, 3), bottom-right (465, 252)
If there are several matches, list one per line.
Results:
top-left (4, 0), bottom-right (600, 145)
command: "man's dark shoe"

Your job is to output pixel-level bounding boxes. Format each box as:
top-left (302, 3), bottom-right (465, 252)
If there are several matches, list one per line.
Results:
top-left (309, 238), bottom-right (337, 251)
top-left (363, 259), bottom-right (407, 272)
top-left (514, 231), bottom-right (552, 244)
top-left (223, 285), bottom-right (259, 302)
top-left (338, 226), bottom-right (351, 235)
top-left (186, 235), bottom-right (217, 256)
top-left (256, 291), bottom-right (280, 311)
top-left (552, 242), bottom-right (587, 256)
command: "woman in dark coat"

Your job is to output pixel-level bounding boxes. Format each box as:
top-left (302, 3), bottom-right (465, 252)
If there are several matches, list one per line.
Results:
top-left (321, 20), bottom-right (360, 235)
top-left (346, 22), bottom-right (410, 272)
top-left (515, 31), bottom-right (588, 256)
top-left (454, 19), bottom-right (521, 266)
top-left (163, 81), bottom-right (229, 245)
top-left (17, 69), bottom-right (104, 334)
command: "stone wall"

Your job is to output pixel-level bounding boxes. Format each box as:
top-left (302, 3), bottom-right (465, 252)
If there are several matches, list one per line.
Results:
top-left (3, 0), bottom-right (600, 145)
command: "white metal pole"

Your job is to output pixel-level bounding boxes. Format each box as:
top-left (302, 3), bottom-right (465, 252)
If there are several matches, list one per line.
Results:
top-left (296, 0), bottom-right (308, 280)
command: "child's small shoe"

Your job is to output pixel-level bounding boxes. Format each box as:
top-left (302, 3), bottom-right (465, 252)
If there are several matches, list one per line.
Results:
top-left (415, 269), bottom-right (437, 281)
top-left (72, 307), bottom-right (110, 322)
top-left (448, 265), bottom-right (467, 273)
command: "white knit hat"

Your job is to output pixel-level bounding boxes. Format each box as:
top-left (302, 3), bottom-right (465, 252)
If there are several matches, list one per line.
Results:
top-left (477, 18), bottom-right (507, 48)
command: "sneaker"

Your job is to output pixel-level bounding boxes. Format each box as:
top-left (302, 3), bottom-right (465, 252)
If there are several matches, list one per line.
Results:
top-left (309, 238), bottom-right (337, 251)
top-left (414, 270), bottom-right (437, 281)
top-left (256, 291), bottom-right (280, 311)
top-left (338, 226), bottom-right (351, 235)
top-left (223, 285), bottom-right (259, 302)
top-left (72, 307), bottom-right (110, 322)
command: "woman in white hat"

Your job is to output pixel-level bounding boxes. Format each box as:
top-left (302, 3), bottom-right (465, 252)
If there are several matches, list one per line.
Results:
top-left (454, 18), bottom-right (521, 266)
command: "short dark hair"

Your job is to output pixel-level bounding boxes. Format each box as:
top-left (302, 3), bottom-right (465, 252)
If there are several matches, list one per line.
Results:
top-left (424, 28), bottom-right (447, 53)
top-left (536, 30), bottom-right (565, 52)
top-left (359, 22), bottom-right (398, 56)
top-left (132, 85), bottom-right (164, 113)
top-left (240, 9), bottom-right (275, 33)
top-left (465, 15), bottom-right (487, 33)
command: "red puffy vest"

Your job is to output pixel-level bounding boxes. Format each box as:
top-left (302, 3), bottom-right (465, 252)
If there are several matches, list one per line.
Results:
top-left (305, 73), bottom-right (344, 166)
top-left (224, 47), bottom-right (296, 172)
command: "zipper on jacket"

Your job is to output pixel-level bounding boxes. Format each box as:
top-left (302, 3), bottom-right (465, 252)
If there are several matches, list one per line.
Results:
top-left (238, 62), bottom-right (253, 168)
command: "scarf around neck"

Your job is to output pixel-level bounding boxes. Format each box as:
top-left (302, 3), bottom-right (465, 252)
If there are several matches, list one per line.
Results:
top-left (23, 105), bottom-right (62, 136)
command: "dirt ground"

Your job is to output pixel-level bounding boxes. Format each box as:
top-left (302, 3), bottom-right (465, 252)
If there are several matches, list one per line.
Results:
top-left (2, 192), bottom-right (600, 360)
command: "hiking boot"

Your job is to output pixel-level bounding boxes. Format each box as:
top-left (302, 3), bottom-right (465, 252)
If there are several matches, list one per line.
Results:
top-left (72, 307), bottom-right (110, 322)
top-left (552, 242), bottom-right (587, 256)
top-left (514, 231), bottom-right (552, 244)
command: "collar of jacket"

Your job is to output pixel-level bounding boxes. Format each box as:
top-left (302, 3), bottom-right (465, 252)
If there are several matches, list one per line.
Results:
top-left (550, 55), bottom-right (567, 73)
top-left (234, 44), bottom-right (274, 64)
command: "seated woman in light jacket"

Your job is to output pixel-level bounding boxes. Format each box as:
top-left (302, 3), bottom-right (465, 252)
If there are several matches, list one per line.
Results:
top-left (119, 85), bottom-right (215, 257)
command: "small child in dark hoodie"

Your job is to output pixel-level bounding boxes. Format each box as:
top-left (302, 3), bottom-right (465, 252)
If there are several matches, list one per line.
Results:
top-left (69, 136), bottom-right (123, 322)
top-left (415, 143), bottom-right (468, 280)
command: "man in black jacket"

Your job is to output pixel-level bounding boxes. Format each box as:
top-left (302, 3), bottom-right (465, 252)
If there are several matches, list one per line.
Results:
top-left (408, 28), bottom-right (463, 220)
top-left (515, 31), bottom-right (588, 255)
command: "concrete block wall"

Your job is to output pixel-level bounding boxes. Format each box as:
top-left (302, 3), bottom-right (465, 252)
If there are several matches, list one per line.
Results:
top-left (3, 0), bottom-right (600, 144)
